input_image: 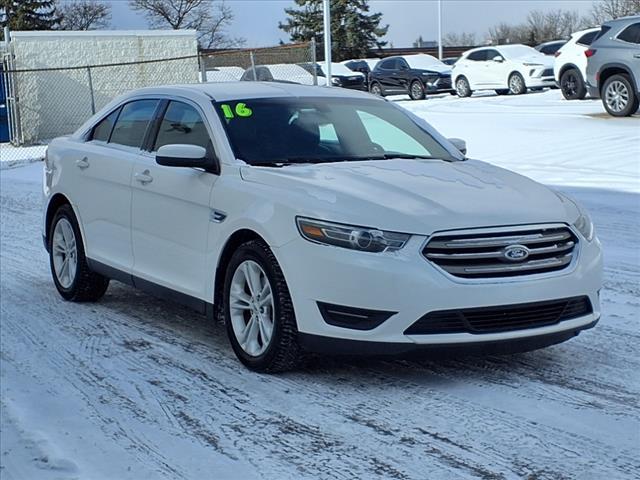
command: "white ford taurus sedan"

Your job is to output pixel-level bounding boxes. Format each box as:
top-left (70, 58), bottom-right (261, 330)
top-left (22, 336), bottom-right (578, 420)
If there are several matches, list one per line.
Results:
top-left (43, 82), bottom-right (602, 371)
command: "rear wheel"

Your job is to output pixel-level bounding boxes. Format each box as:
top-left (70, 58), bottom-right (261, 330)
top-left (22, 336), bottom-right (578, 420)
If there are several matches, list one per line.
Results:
top-left (508, 72), bottom-right (526, 95)
top-left (369, 82), bottom-right (383, 97)
top-left (602, 74), bottom-right (638, 117)
top-left (224, 239), bottom-right (302, 372)
top-left (560, 68), bottom-right (586, 100)
top-left (409, 80), bottom-right (425, 100)
top-left (49, 205), bottom-right (109, 302)
top-left (455, 77), bottom-right (472, 97)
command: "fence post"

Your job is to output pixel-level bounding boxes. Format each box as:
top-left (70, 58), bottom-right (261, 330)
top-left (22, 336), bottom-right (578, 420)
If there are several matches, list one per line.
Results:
top-left (249, 50), bottom-right (257, 81)
top-left (199, 52), bottom-right (207, 83)
top-left (310, 39), bottom-right (317, 86)
top-left (86, 66), bottom-right (96, 115)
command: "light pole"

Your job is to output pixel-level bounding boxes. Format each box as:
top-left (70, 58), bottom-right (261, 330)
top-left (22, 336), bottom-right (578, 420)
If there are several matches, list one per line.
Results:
top-left (437, 0), bottom-right (443, 60)
top-left (323, 0), bottom-right (332, 86)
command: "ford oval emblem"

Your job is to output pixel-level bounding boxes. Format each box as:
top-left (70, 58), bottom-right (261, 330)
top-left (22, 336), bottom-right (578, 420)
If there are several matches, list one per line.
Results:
top-left (503, 244), bottom-right (530, 262)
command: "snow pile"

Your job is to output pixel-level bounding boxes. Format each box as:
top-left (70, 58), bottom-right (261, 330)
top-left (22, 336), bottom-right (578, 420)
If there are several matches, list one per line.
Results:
top-left (0, 143), bottom-right (47, 170)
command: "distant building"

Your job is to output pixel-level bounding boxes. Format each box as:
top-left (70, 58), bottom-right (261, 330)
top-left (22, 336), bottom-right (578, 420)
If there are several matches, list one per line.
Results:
top-left (413, 36), bottom-right (438, 48)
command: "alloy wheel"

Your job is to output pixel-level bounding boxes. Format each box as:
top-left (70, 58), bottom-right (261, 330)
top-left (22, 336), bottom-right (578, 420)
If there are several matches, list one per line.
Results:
top-left (509, 75), bottom-right (524, 94)
top-left (561, 73), bottom-right (577, 97)
top-left (411, 82), bottom-right (423, 100)
top-left (605, 80), bottom-right (629, 113)
top-left (52, 218), bottom-right (77, 289)
top-left (229, 260), bottom-right (275, 357)
top-left (456, 78), bottom-right (469, 97)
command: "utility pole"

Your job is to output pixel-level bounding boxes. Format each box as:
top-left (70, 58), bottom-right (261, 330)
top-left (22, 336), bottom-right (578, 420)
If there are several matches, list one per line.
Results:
top-left (437, 0), bottom-right (443, 60)
top-left (323, 0), bottom-right (332, 86)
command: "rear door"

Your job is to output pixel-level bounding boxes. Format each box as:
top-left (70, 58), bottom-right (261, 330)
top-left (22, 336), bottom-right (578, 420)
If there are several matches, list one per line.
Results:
top-left (130, 99), bottom-right (219, 300)
top-left (71, 99), bottom-right (159, 272)
top-left (376, 58), bottom-right (400, 92)
top-left (461, 50), bottom-right (487, 88)
top-left (395, 58), bottom-right (412, 92)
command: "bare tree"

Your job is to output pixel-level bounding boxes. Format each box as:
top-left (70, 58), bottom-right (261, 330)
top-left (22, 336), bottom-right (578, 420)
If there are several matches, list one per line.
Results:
top-left (590, 0), bottom-right (640, 24)
top-left (442, 32), bottom-right (476, 47)
top-left (488, 8), bottom-right (590, 45)
top-left (58, 0), bottom-right (111, 30)
top-left (129, 0), bottom-right (244, 48)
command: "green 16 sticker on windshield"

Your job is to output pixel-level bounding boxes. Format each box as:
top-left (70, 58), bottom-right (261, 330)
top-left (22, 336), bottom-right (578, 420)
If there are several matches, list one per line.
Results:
top-left (221, 102), bottom-right (253, 119)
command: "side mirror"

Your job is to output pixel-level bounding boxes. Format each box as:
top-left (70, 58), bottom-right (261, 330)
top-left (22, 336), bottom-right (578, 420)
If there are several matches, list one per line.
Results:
top-left (493, 56), bottom-right (504, 63)
top-left (156, 144), bottom-right (211, 169)
top-left (448, 138), bottom-right (467, 156)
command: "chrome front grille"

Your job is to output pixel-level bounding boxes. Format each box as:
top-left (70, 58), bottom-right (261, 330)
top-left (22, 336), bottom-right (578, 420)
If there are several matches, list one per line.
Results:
top-left (423, 226), bottom-right (578, 279)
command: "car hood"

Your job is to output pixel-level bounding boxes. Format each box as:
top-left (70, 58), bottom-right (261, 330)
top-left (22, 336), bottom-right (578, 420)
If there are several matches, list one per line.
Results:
top-left (514, 54), bottom-right (554, 68)
top-left (240, 159), bottom-right (578, 235)
top-left (415, 64), bottom-right (452, 75)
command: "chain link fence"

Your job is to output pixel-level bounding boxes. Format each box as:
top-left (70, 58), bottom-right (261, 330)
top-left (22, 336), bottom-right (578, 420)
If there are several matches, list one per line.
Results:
top-left (0, 41), bottom-right (315, 164)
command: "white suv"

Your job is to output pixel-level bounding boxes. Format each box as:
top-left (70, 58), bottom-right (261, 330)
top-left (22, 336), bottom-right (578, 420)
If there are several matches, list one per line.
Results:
top-left (554, 27), bottom-right (601, 100)
top-left (453, 44), bottom-right (555, 97)
top-left (43, 83), bottom-right (603, 372)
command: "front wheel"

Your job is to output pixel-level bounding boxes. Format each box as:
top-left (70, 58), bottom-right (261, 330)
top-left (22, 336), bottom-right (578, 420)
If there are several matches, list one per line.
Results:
top-left (602, 74), bottom-right (639, 117)
top-left (224, 239), bottom-right (302, 372)
top-left (409, 80), bottom-right (425, 100)
top-left (369, 82), bottom-right (384, 96)
top-left (560, 68), bottom-right (586, 100)
top-left (508, 72), bottom-right (526, 95)
top-left (49, 205), bottom-right (109, 302)
top-left (455, 77), bottom-right (472, 97)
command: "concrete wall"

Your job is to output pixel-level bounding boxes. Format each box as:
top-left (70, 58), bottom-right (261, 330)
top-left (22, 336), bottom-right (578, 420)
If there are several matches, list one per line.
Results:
top-left (10, 30), bottom-right (199, 144)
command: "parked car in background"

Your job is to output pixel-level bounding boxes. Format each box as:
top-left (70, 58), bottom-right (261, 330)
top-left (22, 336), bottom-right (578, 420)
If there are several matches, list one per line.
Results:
top-left (342, 59), bottom-right (372, 77)
top-left (441, 57), bottom-right (459, 65)
top-left (453, 44), bottom-right (555, 97)
top-left (43, 82), bottom-right (602, 372)
top-left (203, 66), bottom-right (245, 83)
top-left (300, 63), bottom-right (367, 90)
top-left (554, 27), bottom-right (601, 100)
top-left (369, 54), bottom-right (453, 99)
top-left (586, 16), bottom-right (640, 116)
top-left (535, 40), bottom-right (567, 56)
top-left (240, 64), bottom-right (326, 86)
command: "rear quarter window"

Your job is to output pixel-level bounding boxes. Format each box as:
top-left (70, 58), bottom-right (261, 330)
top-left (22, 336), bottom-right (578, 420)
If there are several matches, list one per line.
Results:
top-left (617, 23), bottom-right (640, 44)
top-left (577, 30), bottom-right (598, 46)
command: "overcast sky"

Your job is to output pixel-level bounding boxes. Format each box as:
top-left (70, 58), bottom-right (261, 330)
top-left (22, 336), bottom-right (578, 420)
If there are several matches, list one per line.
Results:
top-left (108, 0), bottom-right (596, 47)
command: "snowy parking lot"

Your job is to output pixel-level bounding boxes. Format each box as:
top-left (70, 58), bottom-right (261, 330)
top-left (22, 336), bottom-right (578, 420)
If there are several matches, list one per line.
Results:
top-left (1, 90), bottom-right (638, 480)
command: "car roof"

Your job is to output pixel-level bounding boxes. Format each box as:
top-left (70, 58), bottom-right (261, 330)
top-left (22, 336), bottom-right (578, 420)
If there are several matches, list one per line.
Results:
top-left (128, 81), bottom-right (378, 102)
top-left (603, 14), bottom-right (640, 28)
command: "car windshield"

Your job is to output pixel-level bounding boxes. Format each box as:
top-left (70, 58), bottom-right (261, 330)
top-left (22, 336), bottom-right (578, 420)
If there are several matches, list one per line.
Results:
top-left (214, 97), bottom-right (457, 166)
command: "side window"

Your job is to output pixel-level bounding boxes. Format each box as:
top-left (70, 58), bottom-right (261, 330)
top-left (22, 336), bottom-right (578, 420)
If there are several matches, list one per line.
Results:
top-left (617, 23), bottom-right (640, 44)
top-left (90, 108), bottom-right (120, 142)
top-left (577, 31), bottom-right (598, 46)
top-left (154, 101), bottom-right (211, 151)
top-left (379, 59), bottom-right (396, 70)
top-left (485, 49), bottom-right (501, 60)
top-left (357, 110), bottom-right (431, 156)
top-left (594, 25), bottom-right (611, 41)
top-left (109, 100), bottom-right (159, 149)
top-left (398, 59), bottom-right (409, 70)
top-left (467, 50), bottom-right (487, 61)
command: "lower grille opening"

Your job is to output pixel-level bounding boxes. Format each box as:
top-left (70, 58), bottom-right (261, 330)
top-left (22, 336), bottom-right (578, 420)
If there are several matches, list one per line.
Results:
top-left (404, 296), bottom-right (592, 335)
top-left (317, 302), bottom-right (396, 331)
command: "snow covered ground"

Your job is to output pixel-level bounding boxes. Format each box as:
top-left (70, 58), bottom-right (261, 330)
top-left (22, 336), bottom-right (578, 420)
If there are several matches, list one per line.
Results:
top-left (1, 90), bottom-right (639, 480)
top-left (0, 144), bottom-right (47, 170)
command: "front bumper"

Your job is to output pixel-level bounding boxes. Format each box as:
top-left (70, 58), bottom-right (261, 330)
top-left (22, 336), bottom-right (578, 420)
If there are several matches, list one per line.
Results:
top-left (273, 230), bottom-right (603, 349)
top-left (527, 75), bottom-right (556, 88)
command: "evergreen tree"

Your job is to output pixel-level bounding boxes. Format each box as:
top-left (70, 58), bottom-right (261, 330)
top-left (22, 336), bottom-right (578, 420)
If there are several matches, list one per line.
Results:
top-left (1, 0), bottom-right (61, 30)
top-left (279, 0), bottom-right (388, 62)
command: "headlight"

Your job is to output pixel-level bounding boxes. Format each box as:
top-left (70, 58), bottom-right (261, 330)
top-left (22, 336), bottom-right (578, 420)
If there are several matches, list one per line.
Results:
top-left (331, 77), bottom-right (342, 86)
top-left (573, 212), bottom-right (595, 241)
top-left (296, 217), bottom-right (410, 253)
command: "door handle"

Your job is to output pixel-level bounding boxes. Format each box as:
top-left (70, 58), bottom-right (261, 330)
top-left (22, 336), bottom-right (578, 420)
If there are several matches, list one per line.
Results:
top-left (634, 54), bottom-right (640, 59)
top-left (134, 170), bottom-right (153, 185)
top-left (75, 157), bottom-right (90, 169)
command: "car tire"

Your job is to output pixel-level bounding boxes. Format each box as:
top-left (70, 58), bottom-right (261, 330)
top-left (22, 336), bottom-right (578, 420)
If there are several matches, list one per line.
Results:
top-left (409, 80), bottom-right (425, 100)
top-left (49, 204), bottom-right (109, 302)
top-left (369, 82), bottom-right (384, 97)
top-left (224, 239), bottom-right (302, 372)
top-left (508, 72), bottom-right (526, 95)
top-left (602, 74), bottom-right (639, 117)
top-left (560, 68), bottom-right (586, 100)
top-left (495, 89), bottom-right (509, 95)
top-left (455, 77), bottom-right (472, 98)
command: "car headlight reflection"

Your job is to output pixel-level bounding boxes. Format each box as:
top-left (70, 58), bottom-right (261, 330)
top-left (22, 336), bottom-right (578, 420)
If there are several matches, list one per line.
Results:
top-left (573, 212), bottom-right (595, 242)
top-left (296, 217), bottom-right (410, 253)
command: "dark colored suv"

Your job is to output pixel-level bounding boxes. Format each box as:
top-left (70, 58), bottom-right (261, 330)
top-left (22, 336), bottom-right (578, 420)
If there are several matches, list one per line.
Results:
top-left (368, 55), bottom-right (453, 100)
top-left (586, 16), bottom-right (640, 116)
